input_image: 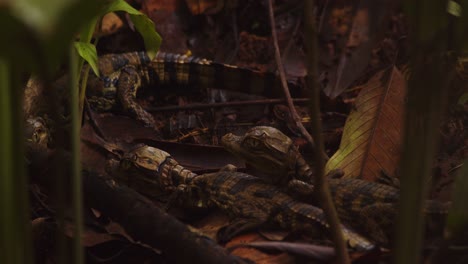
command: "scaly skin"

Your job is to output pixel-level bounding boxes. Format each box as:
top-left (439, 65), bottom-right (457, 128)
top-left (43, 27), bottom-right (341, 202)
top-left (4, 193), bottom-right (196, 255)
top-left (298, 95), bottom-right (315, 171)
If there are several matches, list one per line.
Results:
top-left (26, 51), bottom-right (292, 131)
top-left (84, 51), bottom-right (289, 129)
top-left (221, 126), bottom-right (450, 245)
top-left (110, 144), bottom-right (375, 251)
top-left (190, 170), bottom-right (375, 250)
top-left (221, 126), bottom-right (311, 184)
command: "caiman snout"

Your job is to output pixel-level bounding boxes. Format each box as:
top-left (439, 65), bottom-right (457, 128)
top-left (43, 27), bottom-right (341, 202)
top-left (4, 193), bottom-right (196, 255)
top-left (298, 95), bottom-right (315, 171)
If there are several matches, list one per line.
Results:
top-left (221, 133), bottom-right (240, 147)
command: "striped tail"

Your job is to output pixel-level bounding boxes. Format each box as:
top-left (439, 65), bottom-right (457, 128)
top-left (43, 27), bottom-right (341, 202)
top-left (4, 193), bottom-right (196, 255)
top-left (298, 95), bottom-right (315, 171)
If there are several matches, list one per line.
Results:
top-left (98, 51), bottom-right (301, 98)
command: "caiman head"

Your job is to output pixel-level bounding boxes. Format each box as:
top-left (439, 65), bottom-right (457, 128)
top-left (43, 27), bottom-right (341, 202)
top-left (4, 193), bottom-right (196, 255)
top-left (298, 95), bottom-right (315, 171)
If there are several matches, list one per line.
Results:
top-left (120, 145), bottom-right (171, 172)
top-left (107, 145), bottom-right (177, 193)
top-left (221, 126), bottom-right (300, 183)
top-left (25, 117), bottom-right (50, 147)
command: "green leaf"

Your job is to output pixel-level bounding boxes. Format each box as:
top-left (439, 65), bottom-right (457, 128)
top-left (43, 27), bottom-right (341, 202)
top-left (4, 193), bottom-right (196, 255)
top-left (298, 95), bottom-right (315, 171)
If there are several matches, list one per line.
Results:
top-left (104, 0), bottom-right (143, 17)
top-left (0, 8), bottom-right (42, 71)
top-left (79, 17), bottom-right (99, 44)
top-left (0, 58), bottom-right (33, 264)
top-left (128, 14), bottom-right (162, 59)
top-left (12, 0), bottom-right (75, 36)
top-left (403, 1), bottom-right (448, 43)
top-left (458, 92), bottom-right (468, 105)
top-left (454, 1), bottom-right (468, 51)
top-left (104, 0), bottom-right (161, 59)
top-left (447, 0), bottom-right (462, 17)
top-left (45, 0), bottom-right (103, 72)
top-left (74, 42), bottom-right (99, 76)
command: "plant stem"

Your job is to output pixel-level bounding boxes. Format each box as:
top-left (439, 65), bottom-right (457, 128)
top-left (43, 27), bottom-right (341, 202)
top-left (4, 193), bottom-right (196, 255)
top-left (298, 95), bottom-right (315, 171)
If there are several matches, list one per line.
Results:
top-left (302, 1), bottom-right (350, 263)
top-left (268, 0), bottom-right (349, 262)
top-left (0, 59), bottom-right (32, 264)
top-left (395, 2), bottom-right (455, 263)
top-left (70, 45), bottom-right (84, 264)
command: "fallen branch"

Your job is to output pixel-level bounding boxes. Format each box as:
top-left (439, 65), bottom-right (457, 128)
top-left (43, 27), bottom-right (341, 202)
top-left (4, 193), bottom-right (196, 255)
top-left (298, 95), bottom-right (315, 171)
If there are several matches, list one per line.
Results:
top-left (26, 144), bottom-right (249, 264)
top-left (146, 98), bottom-right (310, 112)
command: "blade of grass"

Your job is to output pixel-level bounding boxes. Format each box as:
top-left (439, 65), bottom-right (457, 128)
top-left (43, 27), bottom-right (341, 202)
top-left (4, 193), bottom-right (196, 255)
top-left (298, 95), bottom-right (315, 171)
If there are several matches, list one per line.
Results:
top-left (76, 38), bottom-right (99, 126)
top-left (70, 45), bottom-right (84, 264)
top-left (0, 59), bottom-right (32, 264)
top-left (395, 1), bottom-right (457, 263)
top-left (446, 161), bottom-right (468, 237)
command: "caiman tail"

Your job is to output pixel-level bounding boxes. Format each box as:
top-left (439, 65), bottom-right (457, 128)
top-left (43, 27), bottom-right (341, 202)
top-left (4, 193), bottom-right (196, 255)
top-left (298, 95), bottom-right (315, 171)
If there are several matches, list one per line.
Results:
top-left (98, 51), bottom-right (300, 98)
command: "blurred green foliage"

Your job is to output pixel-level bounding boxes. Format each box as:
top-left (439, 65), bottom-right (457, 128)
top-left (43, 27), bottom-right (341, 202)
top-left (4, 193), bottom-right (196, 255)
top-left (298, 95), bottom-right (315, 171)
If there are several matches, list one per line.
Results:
top-left (396, 1), bottom-right (468, 264)
top-left (0, 1), bottom-right (160, 263)
top-left (446, 162), bottom-right (468, 237)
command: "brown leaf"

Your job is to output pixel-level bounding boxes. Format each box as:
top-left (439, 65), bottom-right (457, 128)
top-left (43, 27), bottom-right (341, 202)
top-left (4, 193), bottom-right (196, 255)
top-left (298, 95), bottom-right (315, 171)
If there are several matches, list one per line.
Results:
top-left (184, 0), bottom-right (223, 15)
top-left (142, 1), bottom-right (188, 53)
top-left (257, 230), bottom-right (289, 241)
top-left (226, 233), bottom-right (296, 264)
top-left (63, 220), bottom-right (121, 247)
top-left (228, 241), bottom-right (335, 262)
top-left (142, 0), bottom-right (179, 12)
top-left (325, 66), bottom-right (406, 181)
top-left (80, 115), bottom-right (246, 172)
top-left (192, 211), bottom-right (230, 241)
top-left (321, 0), bottom-right (389, 98)
top-left (94, 12), bottom-right (124, 38)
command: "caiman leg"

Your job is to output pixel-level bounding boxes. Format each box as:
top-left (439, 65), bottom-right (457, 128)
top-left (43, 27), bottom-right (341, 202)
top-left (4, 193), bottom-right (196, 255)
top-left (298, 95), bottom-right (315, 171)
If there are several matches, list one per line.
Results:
top-left (376, 170), bottom-right (401, 188)
top-left (285, 170), bottom-right (343, 201)
top-left (287, 179), bottom-right (315, 200)
top-left (117, 65), bottom-right (158, 131)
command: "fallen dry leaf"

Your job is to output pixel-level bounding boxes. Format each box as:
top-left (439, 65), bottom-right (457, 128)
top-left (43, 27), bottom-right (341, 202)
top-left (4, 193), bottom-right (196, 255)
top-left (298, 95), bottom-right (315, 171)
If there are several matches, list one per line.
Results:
top-left (228, 241), bottom-right (335, 262)
top-left (95, 12), bottom-right (124, 37)
top-left (325, 66), bottom-right (406, 181)
top-left (184, 0), bottom-right (223, 15)
top-left (226, 233), bottom-right (296, 264)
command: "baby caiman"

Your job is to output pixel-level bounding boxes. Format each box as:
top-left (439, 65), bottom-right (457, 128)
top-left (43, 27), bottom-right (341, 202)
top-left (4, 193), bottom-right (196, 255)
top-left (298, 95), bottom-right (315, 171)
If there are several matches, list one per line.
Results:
top-left (107, 144), bottom-right (375, 251)
top-left (221, 126), bottom-right (450, 245)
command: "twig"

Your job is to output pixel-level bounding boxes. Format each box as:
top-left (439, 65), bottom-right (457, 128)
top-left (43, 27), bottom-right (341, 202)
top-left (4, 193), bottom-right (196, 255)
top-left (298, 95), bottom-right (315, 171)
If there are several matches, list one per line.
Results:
top-left (146, 98), bottom-right (310, 112)
top-left (268, 0), bottom-right (349, 263)
top-left (303, 1), bottom-right (351, 262)
top-left (281, 14), bottom-right (302, 63)
top-left (318, 0), bottom-right (329, 33)
top-left (84, 99), bottom-right (108, 140)
top-left (266, 0), bottom-right (328, 161)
